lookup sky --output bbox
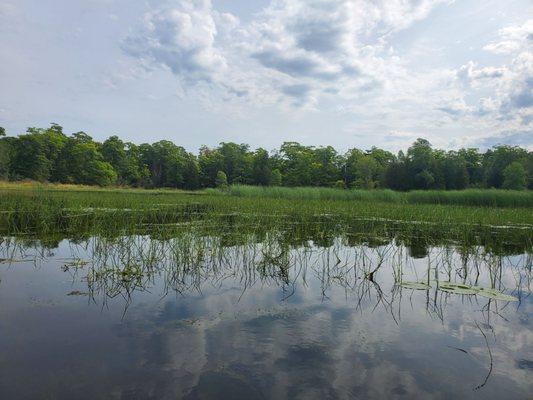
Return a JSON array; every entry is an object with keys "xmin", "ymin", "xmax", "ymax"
[{"xmin": 0, "ymin": 0, "xmax": 531, "ymax": 153}]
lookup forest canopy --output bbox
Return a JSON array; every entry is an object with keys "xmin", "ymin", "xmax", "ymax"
[{"xmin": 0, "ymin": 125, "xmax": 531, "ymax": 190}]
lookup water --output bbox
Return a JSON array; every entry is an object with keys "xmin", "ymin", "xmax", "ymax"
[{"xmin": 0, "ymin": 226, "xmax": 531, "ymax": 399}]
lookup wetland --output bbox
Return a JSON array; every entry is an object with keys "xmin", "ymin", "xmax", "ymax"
[{"xmin": 0, "ymin": 186, "xmax": 532, "ymax": 399}]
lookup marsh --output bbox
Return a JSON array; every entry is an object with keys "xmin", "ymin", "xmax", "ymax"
[{"xmin": 0, "ymin": 190, "xmax": 531, "ymax": 399}]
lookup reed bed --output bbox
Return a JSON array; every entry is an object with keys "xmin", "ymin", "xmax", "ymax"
[
  {"xmin": 0, "ymin": 183, "xmax": 531, "ymax": 239},
  {"xmin": 218, "ymin": 185, "xmax": 533, "ymax": 208}
]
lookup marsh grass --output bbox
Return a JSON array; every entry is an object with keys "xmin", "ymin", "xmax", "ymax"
[
  {"xmin": 0, "ymin": 183, "xmax": 531, "ymax": 244},
  {"xmin": 218, "ymin": 185, "xmax": 533, "ymax": 208}
]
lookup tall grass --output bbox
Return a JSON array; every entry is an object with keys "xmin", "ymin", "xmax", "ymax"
[
  {"xmin": 215, "ymin": 185, "xmax": 403, "ymax": 203},
  {"xmin": 0, "ymin": 183, "xmax": 532, "ymax": 238},
  {"xmin": 219, "ymin": 185, "xmax": 533, "ymax": 208}
]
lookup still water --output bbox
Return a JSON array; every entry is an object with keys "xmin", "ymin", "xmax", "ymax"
[{"xmin": 0, "ymin": 227, "xmax": 531, "ymax": 399}]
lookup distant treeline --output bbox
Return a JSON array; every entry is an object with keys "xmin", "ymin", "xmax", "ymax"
[{"xmin": 0, "ymin": 124, "xmax": 531, "ymax": 190}]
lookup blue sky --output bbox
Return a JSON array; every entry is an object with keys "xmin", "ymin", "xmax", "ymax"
[{"xmin": 0, "ymin": 0, "xmax": 531, "ymax": 152}]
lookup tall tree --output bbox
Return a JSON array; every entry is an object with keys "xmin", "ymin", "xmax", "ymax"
[
  {"xmin": 102, "ymin": 136, "xmax": 143, "ymax": 186},
  {"xmin": 198, "ymin": 146, "xmax": 224, "ymax": 187},
  {"xmin": 11, "ymin": 132, "xmax": 51, "ymax": 181},
  {"xmin": 252, "ymin": 148, "xmax": 272, "ymax": 186},
  {"xmin": 502, "ymin": 161, "xmax": 527, "ymax": 190},
  {"xmin": 407, "ymin": 138, "xmax": 436, "ymax": 189},
  {"xmin": 58, "ymin": 132, "xmax": 116, "ymax": 186},
  {"xmin": 278, "ymin": 142, "xmax": 314, "ymax": 186},
  {"xmin": 218, "ymin": 142, "xmax": 253, "ymax": 184},
  {"xmin": 311, "ymin": 146, "xmax": 341, "ymax": 186},
  {"xmin": 484, "ymin": 145, "xmax": 529, "ymax": 188}
]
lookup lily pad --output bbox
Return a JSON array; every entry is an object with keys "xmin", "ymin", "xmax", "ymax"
[
  {"xmin": 399, "ymin": 281, "xmax": 431, "ymax": 290},
  {"xmin": 437, "ymin": 281, "xmax": 478, "ymax": 295},
  {"xmin": 439, "ymin": 286, "xmax": 478, "ymax": 295},
  {"xmin": 439, "ymin": 282, "xmax": 472, "ymax": 290},
  {"xmin": 475, "ymin": 288, "xmax": 518, "ymax": 302}
]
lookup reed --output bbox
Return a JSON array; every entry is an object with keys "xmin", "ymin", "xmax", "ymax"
[
  {"xmin": 0, "ymin": 183, "xmax": 531, "ymax": 239},
  {"xmin": 219, "ymin": 185, "xmax": 533, "ymax": 208}
]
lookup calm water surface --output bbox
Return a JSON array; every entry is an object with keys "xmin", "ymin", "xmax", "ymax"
[{"xmin": 0, "ymin": 228, "xmax": 531, "ymax": 399}]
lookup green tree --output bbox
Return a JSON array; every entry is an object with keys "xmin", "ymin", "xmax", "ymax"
[
  {"xmin": 278, "ymin": 142, "xmax": 314, "ymax": 186},
  {"xmin": 415, "ymin": 169, "xmax": 435, "ymax": 189},
  {"xmin": 407, "ymin": 139, "xmax": 436, "ymax": 189},
  {"xmin": 102, "ymin": 137, "xmax": 144, "ymax": 186},
  {"xmin": 442, "ymin": 151, "xmax": 469, "ymax": 190},
  {"xmin": 3, "ymin": 124, "xmax": 532, "ymax": 192},
  {"xmin": 270, "ymin": 169, "xmax": 282, "ymax": 186},
  {"xmin": 458, "ymin": 148, "xmax": 483, "ymax": 187},
  {"xmin": 311, "ymin": 146, "xmax": 341, "ymax": 186},
  {"xmin": 138, "ymin": 141, "xmax": 192, "ymax": 188},
  {"xmin": 198, "ymin": 146, "xmax": 224, "ymax": 187},
  {"xmin": 215, "ymin": 170, "xmax": 228, "ymax": 188},
  {"xmin": 355, "ymin": 156, "xmax": 380, "ymax": 189},
  {"xmin": 218, "ymin": 142, "xmax": 253, "ymax": 184},
  {"xmin": 183, "ymin": 155, "xmax": 200, "ymax": 190},
  {"xmin": 11, "ymin": 133, "xmax": 51, "ymax": 181},
  {"xmin": 58, "ymin": 132, "xmax": 117, "ymax": 186},
  {"xmin": 384, "ymin": 152, "xmax": 409, "ymax": 191},
  {"xmin": 502, "ymin": 161, "xmax": 527, "ymax": 190},
  {"xmin": 37, "ymin": 124, "xmax": 68, "ymax": 181},
  {"xmin": 252, "ymin": 148, "xmax": 272, "ymax": 185},
  {"xmin": 484, "ymin": 145, "xmax": 528, "ymax": 188}
]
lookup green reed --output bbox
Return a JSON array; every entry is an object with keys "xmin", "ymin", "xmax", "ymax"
[
  {"xmin": 0, "ymin": 184, "xmax": 532, "ymax": 240},
  {"xmin": 219, "ymin": 185, "xmax": 533, "ymax": 208}
]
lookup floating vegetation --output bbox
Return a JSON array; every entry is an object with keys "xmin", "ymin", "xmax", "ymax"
[
  {"xmin": 0, "ymin": 258, "xmax": 27, "ymax": 264},
  {"xmin": 474, "ymin": 287, "xmax": 519, "ymax": 302},
  {"xmin": 399, "ymin": 281, "xmax": 431, "ymax": 290},
  {"xmin": 66, "ymin": 290, "xmax": 88, "ymax": 296},
  {"xmin": 438, "ymin": 282, "xmax": 518, "ymax": 301},
  {"xmin": 439, "ymin": 286, "xmax": 479, "ymax": 295},
  {"xmin": 63, "ymin": 259, "xmax": 91, "ymax": 268}
]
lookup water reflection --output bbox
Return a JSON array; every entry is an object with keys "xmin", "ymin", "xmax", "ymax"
[{"xmin": 0, "ymin": 222, "xmax": 531, "ymax": 399}]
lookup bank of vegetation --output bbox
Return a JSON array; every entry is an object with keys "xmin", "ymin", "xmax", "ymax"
[
  {"xmin": 216, "ymin": 185, "xmax": 533, "ymax": 208},
  {"xmin": 0, "ymin": 184, "xmax": 531, "ymax": 236},
  {"xmin": 0, "ymin": 124, "xmax": 531, "ymax": 191}
]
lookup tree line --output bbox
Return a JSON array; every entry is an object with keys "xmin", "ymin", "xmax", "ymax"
[{"xmin": 0, "ymin": 124, "xmax": 531, "ymax": 190}]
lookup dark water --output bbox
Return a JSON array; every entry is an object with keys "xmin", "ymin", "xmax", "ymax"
[{"xmin": 0, "ymin": 229, "xmax": 531, "ymax": 399}]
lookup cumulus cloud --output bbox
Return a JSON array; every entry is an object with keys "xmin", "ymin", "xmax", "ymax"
[
  {"xmin": 119, "ymin": 0, "xmax": 530, "ymax": 148},
  {"xmin": 475, "ymin": 130, "xmax": 533, "ymax": 149},
  {"xmin": 483, "ymin": 19, "xmax": 533, "ymax": 55},
  {"xmin": 122, "ymin": 0, "xmax": 231, "ymax": 84},
  {"xmin": 122, "ymin": 0, "xmax": 447, "ymax": 105},
  {"xmin": 456, "ymin": 61, "xmax": 505, "ymax": 86},
  {"xmin": 444, "ymin": 19, "xmax": 533, "ymax": 132},
  {"xmin": 436, "ymin": 98, "xmax": 471, "ymax": 118},
  {"xmin": 243, "ymin": 0, "xmax": 448, "ymax": 102},
  {"xmin": 489, "ymin": 31, "xmax": 532, "ymax": 125}
]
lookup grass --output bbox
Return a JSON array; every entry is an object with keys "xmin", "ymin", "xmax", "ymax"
[
  {"xmin": 214, "ymin": 185, "xmax": 533, "ymax": 208},
  {"xmin": 0, "ymin": 182, "xmax": 531, "ymax": 303},
  {"xmin": 0, "ymin": 182, "xmax": 531, "ymax": 253}
]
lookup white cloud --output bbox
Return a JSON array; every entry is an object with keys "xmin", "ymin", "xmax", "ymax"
[
  {"xmin": 117, "ymin": 0, "xmax": 531, "ymax": 149},
  {"xmin": 456, "ymin": 61, "xmax": 505, "ymax": 87},
  {"xmin": 483, "ymin": 19, "xmax": 533, "ymax": 55},
  {"xmin": 444, "ymin": 19, "xmax": 533, "ymax": 136},
  {"xmin": 122, "ymin": 0, "xmax": 229, "ymax": 84},
  {"xmin": 123, "ymin": 0, "xmax": 448, "ymax": 106}
]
